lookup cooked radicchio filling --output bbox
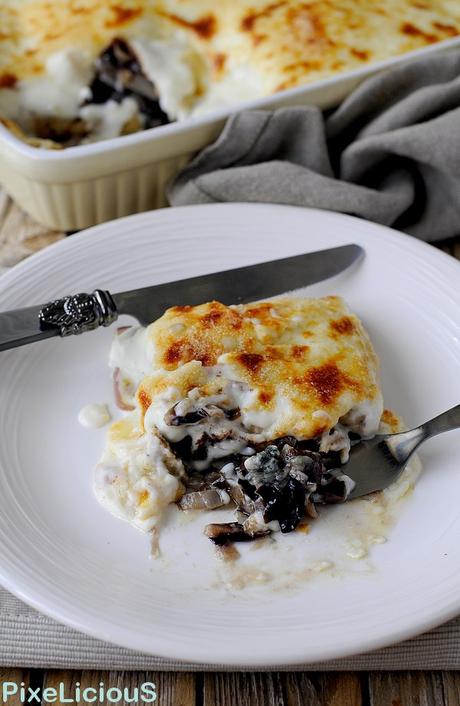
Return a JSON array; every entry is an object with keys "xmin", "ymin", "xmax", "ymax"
[
  {"xmin": 84, "ymin": 38, "xmax": 170, "ymax": 129},
  {"xmin": 33, "ymin": 38, "xmax": 170, "ymax": 146},
  {"xmin": 166, "ymin": 402, "xmax": 356, "ymax": 552}
]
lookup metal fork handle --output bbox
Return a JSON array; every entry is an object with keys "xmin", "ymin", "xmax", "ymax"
[
  {"xmin": 421, "ymin": 404, "xmax": 460, "ymax": 438},
  {"xmin": 386, "ymin": 404, "xmax": 460, "ymax": 464}
]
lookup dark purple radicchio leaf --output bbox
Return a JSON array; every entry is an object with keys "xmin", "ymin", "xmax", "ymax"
[
  {"xmin": 84, "ymin": 38, "xmax": 170, "ymax": 128},
  {"xmin": 236, "ymin": 441, "xmax": 352, "ymax": 534}
]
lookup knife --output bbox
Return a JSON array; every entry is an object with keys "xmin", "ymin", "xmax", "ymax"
[{"xmin": 0, "ymin": 244, "xmax": 363, "ymax": 352}]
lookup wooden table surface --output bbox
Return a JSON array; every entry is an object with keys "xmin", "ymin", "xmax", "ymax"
[
  {"xmin": 1, "ymin": 190, "xmax": 460, "ymax": 705},
  {"xmin": 0, "ymin": 669, "xmax": 459, "ymax": 705}
]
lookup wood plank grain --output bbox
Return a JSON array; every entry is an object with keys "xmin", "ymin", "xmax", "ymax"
[
  {"xmin": 42, "ymin": 668, "xmax": 83, "ymax": 705},
  {"xmin": 202, "ymin": 672, "xmax": 362, "ymax": 706},
  {"xmin": 0, "ymin": 669, "xmax": 42, "ymax": 706},
  {"xmin": 284, "ymin": 673, "xmax": 362, "ymax": 706},
  {"xmin": 368, "ymin": 671, "xmax": 445, "ymax": 706},
  {"xmin": 441, "ymin": 672, "xmax": 460, "ymax": 706},
  {"xmin": 153, "ymin": 672, "xmax": 195, "ymax": 706},
  {"xmin": 42, "ymin": 669, "xmax": 195, "ymax": 706},
  {"xmin": 0, "ymin": 189, "xmax": 63, "ymax": 268},
  {"xmin": 317, "ymin": 674, "xmax": 362, "ymax": 706},
  {"xmin": 203, "ymin": 672, "xmax": 284, "ymax": 706},
  {"xmin": 283, "ymin": 673, "xmax": 322, "ymax": 706}
]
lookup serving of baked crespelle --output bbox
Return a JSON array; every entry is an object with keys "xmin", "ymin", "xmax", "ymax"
[
  {"xmin": 94, "ymin": 294, "xmax": 402, "ymax": 558},
  {"xmin": 0, "ymin": 0, "xmax": 459, "ymax": 147}
]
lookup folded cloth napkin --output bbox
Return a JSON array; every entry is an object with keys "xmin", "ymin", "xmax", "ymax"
[{"xmin": 168, "ymin": 50, "xmax": 460, "ymax": 242}]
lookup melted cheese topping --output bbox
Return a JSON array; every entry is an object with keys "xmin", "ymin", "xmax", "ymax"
[
  {"xmin": 137, "ymin": 296, "xmax": 383, "ymax": 441},
  {"xmin": 1, "ymin": 0, "xmax": 459, "ymax": 145}
]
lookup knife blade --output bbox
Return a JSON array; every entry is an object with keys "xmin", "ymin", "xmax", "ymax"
[{"xmin": 0, "ymin": 244, "xmax": 363, "ymax": 352}]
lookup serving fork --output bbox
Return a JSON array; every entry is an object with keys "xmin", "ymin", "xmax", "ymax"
[{"xmin": 344, "ymin": 405, "xmax": 460, "ymax": 499}]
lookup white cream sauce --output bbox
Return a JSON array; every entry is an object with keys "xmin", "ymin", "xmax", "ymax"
[
  {"xmin": 1, "ymin": 38, "xmax": 206, "ymax": 142},
  {"xmin": 130, "ymin": 38, "xmax": 203, "ymax": 120},
  {"xmin": 109, "ymin": 325, "xmax": 153, "ymax": 407},
  {"xmin": 94, "ymin": 421, "xmax": 183, "ymax": 533},
  {"xmin": 1, "ymin": 49, "xmax": 93, "ymax": 132},
  {"xmin": 78, "ymin": 403, "xmax": 111, "ymax": 429},
  {"xmin": 148, "ymin": 448, "xmax": 421, "ymax": 593},
  {"xmin": 79, "ymin": 97, "xmax": 139, "ymax": 143},
  {"xmin": 190, "ymin": 64, "xmax": 264, "ymax": 119}
]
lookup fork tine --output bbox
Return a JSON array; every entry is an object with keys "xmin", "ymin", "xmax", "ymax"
[{"xmin": 345, "ymin": 437, "xmax": 404, "ymax": 500}]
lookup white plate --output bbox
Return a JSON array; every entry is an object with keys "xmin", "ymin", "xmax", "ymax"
[{"xmin": 1, "ymin": 203, "xmax": 460, "ymax": 667}]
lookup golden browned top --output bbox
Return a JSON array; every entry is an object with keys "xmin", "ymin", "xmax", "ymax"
[
  {"xmin": 1, "ymin": 0, "xmax": 459, "ymax": 90},
  {"xmin": 136, "ymin": 295, "xmax": 383, "ymax": 441},
  {"xmin": 147, "ymin": 300, "xmax": 258, "ymax": 369}
]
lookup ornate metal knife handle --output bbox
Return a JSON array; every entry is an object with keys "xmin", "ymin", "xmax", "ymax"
[{"xmin": 39, "ymin": 289, "xmax": 118, "ymax": 337}]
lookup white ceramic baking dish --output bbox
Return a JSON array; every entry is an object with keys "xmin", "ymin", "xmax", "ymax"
[{"xmin": 1, "ymin": 36, "xmax": 459, "ymax": 232}]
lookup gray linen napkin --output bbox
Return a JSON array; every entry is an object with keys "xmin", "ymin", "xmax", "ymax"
[{"xmin": 168, "ymin": 50, "xmax": 460, "ymax": 242}]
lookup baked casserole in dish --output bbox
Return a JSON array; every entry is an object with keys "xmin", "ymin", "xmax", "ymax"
[
  {"xmin": 0, "ymin": 0, "xmax": 459, "ymax": 230},
  {"xmin": 1, "ymin": 0, "xmax": 460, "ymax": 148}
]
